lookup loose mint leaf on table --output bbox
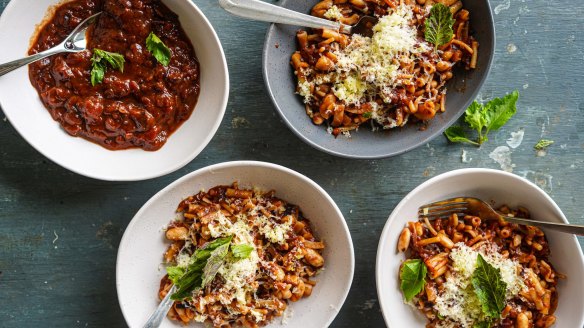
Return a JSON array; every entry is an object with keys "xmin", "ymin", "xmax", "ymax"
[
  {"xmin": 444, "ymin": 91, "xmax": 519, "ymax": 146},
  {"xmin": 424, "ymin": 3, "xmax": 455, "ymax": 50},
  {"xmin": 146, "ymin": 32, "xmax": 172, "ymax": 66},
  {"xmin": 534, "ymin": 139, "xmax": 554, "ymax": 150},
  {"xmin": 399, "ymin": 259, "xmax": 427, "ymax": 302},
  {"xmin": 231, "ymin": 244, "xmax": 254, "ymax": 259},
  {"xmin": 444, "ymin": 126, "xmax": 479, "ymax": 145},
  {"xmin": 90, "ymin": 49, "xmax": 125, "ymax": 86},
  {"xmin": 471, "ymin": 254, "xmax": 507, "ymax": 318}
]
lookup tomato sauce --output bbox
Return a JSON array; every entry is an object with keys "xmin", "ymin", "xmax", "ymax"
[{"xmin": 28, "ymin": 0, "xmax": 200, "ymax": 151}]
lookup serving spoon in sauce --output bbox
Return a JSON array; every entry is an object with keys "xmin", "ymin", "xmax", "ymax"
[
  {"xmin": 0, "ymin": 12, "xmax": 101, "ymax": 77},
  {"xmin": 218, "ymin": 0, "xmax": 378, "ymax": 37}
]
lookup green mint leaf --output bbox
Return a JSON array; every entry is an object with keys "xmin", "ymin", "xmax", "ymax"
[
  {"xmin": 90, "ymin": 61, "xmax": 105, "ymax": 86},
  {"xmin": 471, "ymin": 254, "xmax": 507, "ymax": 318},
  {"xmin": 424, "ymin": 3, "xmax": 455, "ymax": 49},
  {"xmin": 166, "ymin": 266, "xmax": 186, "ymax": 285},
  {"xmin": 444, "ymin": 126, "xmax": 478, "ymax": 145},
  {"xmin": 534, "ymin": 139, "xmax": 554, "ymax": 150},
  {"xmin": 362, "ymin": 112, "xmax": 372, "ymax": 119},
  {"xmin": 231, "ymin": 244, "xmax": 254, "ymax": 259},
  {"xmin": 400, "ymin": 259, "xmax": 427, "ymax": 302},
  {"xmin": 201, "ymin": 242, "xmax": 231, "ymax": 287},
  {"xmin": 146, "ymin": 32, "xmax": 171, "ymax": 66},
  {"xmin": 90, "ymin": 49, "xmax": 125, "ymax": 85},
  {"xmin": 465, "ymin": 101, "xmax": 486, "ymax": 132},
  {"xmin": 171, "ymin": 236, "xmax": 233, "ymax": 300},
  {"xmin": 483, "ymin": 90, "xmax": 519, "ymax": 133}
]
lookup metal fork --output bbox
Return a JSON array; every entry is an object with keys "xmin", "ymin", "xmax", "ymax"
[{"xmin": 418, "ymin": 197, "xmax": 584, "ymax": 236}]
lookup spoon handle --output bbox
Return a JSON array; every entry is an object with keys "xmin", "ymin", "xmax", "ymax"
[
  {"xmin": 0, "ymin": 46, "xmax": 65, "ymax": 77},
  {"xmin": 218, "ymin": 0, "xmax": 341, "ymax": 31},
  {"xmin": 143, "ymin": 285, "xmax": 176, "ymax": 328}
]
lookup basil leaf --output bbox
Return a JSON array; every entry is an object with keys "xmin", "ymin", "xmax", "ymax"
[
  {"xmin": 464, "ymin": 101, "xmax": 486, "ymax": 132},
  {"xmin": 171, "ymin": 236, "xmax": 233, "ymax": 301},
  {"xmin": 231, "ymin": 244, "xmax": 254, "ymax": 259},
  {"xmin": 400, "ymin": 259, "xmax": 427, "ymax": 302},
  {"xmin": 166, "ymin": 266, "xmax": 186, "ymax": 285},
  {"xmin": 90, "ymin": 49, "xmax": 125, "ymax": 86},
  {"xmin": 146, "ymin": 32, "xmax": 171, "ymax": 66},
  {"xmin": 424, "ymin": 3, "xmax": 455, "ymax": 50},
  {"xmin": 534, "ymin": 139, "xmax": 554, "ymax": 150},
  {"xmin": 471, "ymin": 254, "xmax": 507, "ymax": 318},
  {"xmin": 201, "ymin": 242, "xmax": 231, "ymax": 287},
  {"xmin": 444, "ymin": 126, "xmax": 478, "ymax": 145},
  {"xmin": 483, "ymin": 90, "xmax": 519, "ymax": 133}
]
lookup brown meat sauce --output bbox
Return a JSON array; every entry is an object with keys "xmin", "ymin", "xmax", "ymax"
[{"xmin": 28, "ymin": 0, "xmax": 200, "ymax": 151}]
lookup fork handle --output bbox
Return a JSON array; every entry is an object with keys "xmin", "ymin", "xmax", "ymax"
[
  {"xmin": 0, "ymin": 46, "xmax": 64, "ymax": 77},
  {"xmin": 504, "ymin": 216, "xmax": 584, "ymax": 236},
  {"xmin": 142, "ymin": 285, "xmax": 176, "ymax": 328},
  {"xmin": 218, "ymin": 0, "xmax": 345, "ymax": 32}
]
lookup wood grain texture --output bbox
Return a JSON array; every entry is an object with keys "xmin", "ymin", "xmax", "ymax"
[{"xmin": 0, "ymin": 0, "xmax": 583, "ymax": 327}]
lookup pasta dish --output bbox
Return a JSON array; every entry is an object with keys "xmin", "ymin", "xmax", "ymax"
[
  {"xmin": 158, "ymin": 183, "xmax": 325, "ymax": 327},
  {"xmin": 291, "ymin": 0, "xmax": 478, "ymax": 137},
  {"xmin": 397, "ymin": 206, "xmax": 562, "ymax": 328}
]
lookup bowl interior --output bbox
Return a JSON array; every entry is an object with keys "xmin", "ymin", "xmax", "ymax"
[
  {"xmin": 376, "ymin": 168, "xmax": 584, "ymax": 327},
  {"xmin": 0, "ymin": 0, "xmax": 228, "ymax": 181},
  {"xmin": 116, "ymin": 161, "xmax": 354, "ymax": 327},
  {"xmin": 263, "ymin": 0, "xmax": 494, "ymax": 159}
]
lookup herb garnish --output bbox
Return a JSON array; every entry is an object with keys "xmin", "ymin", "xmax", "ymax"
[
  {"xmin": 231, "ymin": 244, "xmax": 254, "ymax": 259},
  {"xmin": 399, "ymin": 259, "xmax": 427, "ymax": 302},
  {"xmin": 146, "ymin": 32, "xmax": 171, "ymax": 66},
  {"xmin": 166, "ymin": 237, "xmax": 256, "ymax": 301},
  {"xmin": 534, "ymin": 139, "xmax": 554, "ymax": 151},
  {"xmin": 471, "ymin": 254, "xmax": 507, "ymax": 319},
  {"xmin": 473, "ymin": 321, "xmax": 492, "ymax": 328},
  {"xmin": 167, "ymin": 236, "xmax": 233, "ymax": 300},
  {"xmin": 444, "ymin": 91, "xmax": 519, "ymax": 146},
  {"xmin": 424, "ymin": 3, "xmax": 455, "ymax": 50},
  {"xmin": 90, "ymin": 49, "xmax": 125, "ymax": 86}
]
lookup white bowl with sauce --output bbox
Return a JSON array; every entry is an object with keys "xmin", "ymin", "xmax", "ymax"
[
  {"xmin": 0, "ymin": 0, "xmax": 228, "ymax": 181},
  {"xmin": 376, "ymin": 168, "xmax": 584, "ymax": 328},
  {"xmin": 117, "ymin": 161, "xmax": 355, "ymax": 327}
]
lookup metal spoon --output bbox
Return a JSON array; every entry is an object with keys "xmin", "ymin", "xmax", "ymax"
[
  {"xmin": 218, "ymin": 0, "xmax": 378, "ymax": 37},
  {"xmin": 0, "ymin": 12, "xmax": 101, "ymax": 77},
  {"xmin": 143, "ymin": 285, "xmax": 176, "ymax": 328}
]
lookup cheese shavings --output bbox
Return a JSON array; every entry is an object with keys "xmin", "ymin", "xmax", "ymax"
[
  {"xmin": 332, "ymin": 4, "xmax": 431, "ymax": 105},
  {"xmin": 324, "ymin": 5, "xmax": 344, "ymax": 21},
  {"xmin": 433, "ymin": 242, "xmax": 526, "ymax": 328}
]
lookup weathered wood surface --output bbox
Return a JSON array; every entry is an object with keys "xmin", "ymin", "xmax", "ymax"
[{"xmin": 1, "ymin": 0, "xmax": 583, "ymax": 327}]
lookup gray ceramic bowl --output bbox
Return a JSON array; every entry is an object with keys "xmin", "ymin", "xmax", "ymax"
[{"xmin": 263, "ymin": 0, "xmax": 495, "ymax": 159}]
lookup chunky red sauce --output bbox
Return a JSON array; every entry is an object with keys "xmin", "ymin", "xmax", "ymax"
[{"xmin": 29, "ymin": 0, "xmax": 200, "ymax": 151}]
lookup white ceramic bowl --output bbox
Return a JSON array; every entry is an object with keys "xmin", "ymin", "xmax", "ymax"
[
  {"xmin": 0, "ymin": 0, "xmax": 228, "ymax": 181},
  {"xmin": 376, "ymin": 168, "xmax": 584, "ymax": 328},
  {"xmin": 117, "ymin": 161, "xmax": 354, "ymax": 328}
]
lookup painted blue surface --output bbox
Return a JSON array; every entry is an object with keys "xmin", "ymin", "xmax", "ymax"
[{"xmin": 0, "ymin": 0, "xmax": 583, "ymax": 327}]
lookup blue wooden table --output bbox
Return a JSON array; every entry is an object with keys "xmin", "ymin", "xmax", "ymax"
[{"xmin": 1, "ymin": 0, "xmax": 583, "ymax": 327}]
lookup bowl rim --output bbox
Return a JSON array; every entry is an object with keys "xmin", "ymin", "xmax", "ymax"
[
  {"xmin": 375, "ymin": 168, "xmax": 584, "ymax": 327},
  {"xmin": 116, "ymin": 160, "xmax": 355, "ymax": 327},
  {"xmin": 262, "ymin": 0, "xmax": 496, "ymax": 159},
  {"xmin": 0, "ymin": 0, "xmax": 229, "ymax": 181}
]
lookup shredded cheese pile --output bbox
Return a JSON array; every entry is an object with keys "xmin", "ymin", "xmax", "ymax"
[
  {"xmin": 299, "ymin": 4, "xmax": 432, "ymax": 128},
  {"xmin": 176, "ymin": 199, "xmax": 293, "ymax": 323},
  {"xmin": 431, "ymin": 243, "xmax": 526, "ymax": 328}
]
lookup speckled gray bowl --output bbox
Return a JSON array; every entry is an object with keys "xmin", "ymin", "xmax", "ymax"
[{"xmin": 263, "ymin": 0, "xmax": 494, "ymax": 159}]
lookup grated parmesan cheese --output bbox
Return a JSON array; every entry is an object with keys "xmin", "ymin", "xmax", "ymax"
[
  {"xmin": 433, "ymin": 243, "xmax": 526, "ymax": 328},
  {"xmin": 331, "ymin": 4, "xmax": 431, "ymax": 104},
  {"xmin": 323, "ymin": 5, "xmax": 343, "ymax": 21}
]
